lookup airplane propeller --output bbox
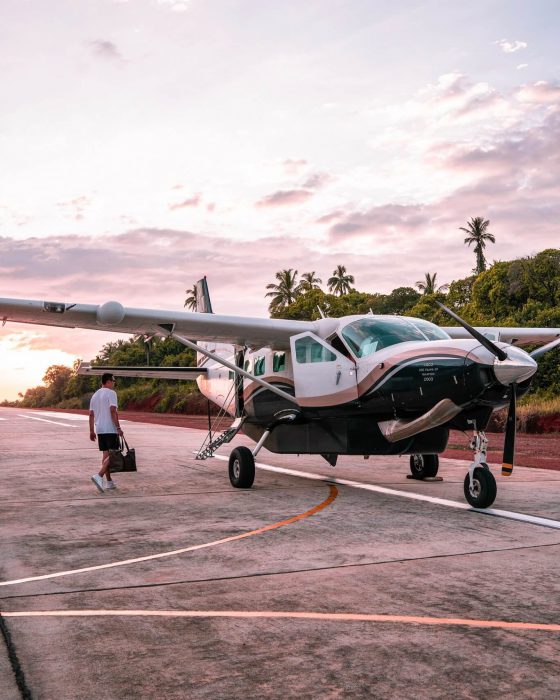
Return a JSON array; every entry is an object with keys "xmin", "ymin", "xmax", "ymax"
[
  {"xmin": 435, "ymin": 302, "xmax": 508, "ymax": 361},
  {"xmin": 501, "ymin": 383, "xmax": 517, "ymax": 476},
  {"xmin": 436, "ymin": 302, "xmax": 518, "ymax": 475}
]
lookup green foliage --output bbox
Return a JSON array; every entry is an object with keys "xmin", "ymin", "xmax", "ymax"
[
  {"xmin": 460, "ymin": 216, "xmax": 496, "ymax": 274},
  {"xmin": 265, "ymin": 268, "xmax": 302, "ymax": 313},
  {"xmin": 10, "ymin": 248, "xmax": 560, "ymax": 420}
]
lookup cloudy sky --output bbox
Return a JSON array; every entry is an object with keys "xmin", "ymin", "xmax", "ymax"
[{"xmin": 1, "ymin": 0, "xmax": 559, "ymax": 400}]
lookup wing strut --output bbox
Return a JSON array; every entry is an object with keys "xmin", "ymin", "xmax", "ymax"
[{"xmin": 163, "ymin": 328, "xmax": 299, "ymax": 406}]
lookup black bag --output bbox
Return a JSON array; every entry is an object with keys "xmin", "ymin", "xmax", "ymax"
[
  {"xmin": 122, "ymin": 438, "xmax": 137, "ymax": 472},
  {"xmin": 108, "ymin": 437, "xmax": 137, "ymax": 473}
]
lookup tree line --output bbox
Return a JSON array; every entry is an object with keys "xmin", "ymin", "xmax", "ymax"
[{"xmin": 3, "ymin": 218, "xmax": 559, "ymax": 410}]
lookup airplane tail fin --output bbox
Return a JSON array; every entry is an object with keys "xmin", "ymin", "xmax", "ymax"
[{"xmin": 195, "ymin": 277, "xmax": 213, "ymax": 314}]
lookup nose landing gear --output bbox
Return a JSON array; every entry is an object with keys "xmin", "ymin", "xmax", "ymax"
[{"xmin": 463, "ymin": 429, "xmax": 497, "ymax": 508}]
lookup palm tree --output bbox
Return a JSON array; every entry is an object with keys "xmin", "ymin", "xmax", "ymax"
[
  {"xmin": 299, "ymin": 271, "xmax": 323, "ymax": 293},
  {"xmin": 265, "ymin": 269, "xmax": 301, "ymax": 312},
  {"xmin": 415, "ymin": 272, "xmax": 449, "ymax": 295},
  {"xmin": 184, "ymin": 285, "xmax": 197, "ymax": 310},
  {"xmin": 460, "ymin": 217, "xmax": 496, "ymax": 274},
  {"xmin": 327, "ymin": 265, "xmax": 355, "ymax": 296}
]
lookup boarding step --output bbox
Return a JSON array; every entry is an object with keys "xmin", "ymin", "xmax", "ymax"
[{"xmin": 195, "ymin": 417, "xmax": 244, "ymax": 460}]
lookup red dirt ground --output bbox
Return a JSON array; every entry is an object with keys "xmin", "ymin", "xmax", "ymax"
[{"xmin": 39, "ymin": 408, "xmax": 560, "ymax": 472}]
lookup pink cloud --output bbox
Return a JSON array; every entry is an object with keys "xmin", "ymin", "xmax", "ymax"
[
  {"xmin": 302, "ymin": 172, "xmax": 333, "ymax": 189},
  {"xmin": 283, "ymin": 159, "xmax": 308, "ymax": 175},
  {"xmin": 169, "ymin": 193, "xmax": 202, "ymax": 210},
  {"xmin": 515, "ymin": 81, "xmax": 560, "ymax": 104},
  {"xmin": 328, "ymin": 204, "xmax": 431, "ymax": 239},
  {"xmin": 255, "ymin": 189, "xmax": 314, "ymax": 207},
  {"xmin": 89, "ymin": 40, "xmax": 123, "ymax": 61}
]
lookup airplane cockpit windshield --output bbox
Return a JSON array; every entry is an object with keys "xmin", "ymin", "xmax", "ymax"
[{"xmin": 340, "ymin": 317, "xmax": 450, "ymax": 358}]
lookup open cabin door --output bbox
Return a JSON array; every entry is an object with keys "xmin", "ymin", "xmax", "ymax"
[{"xmin": 289, "ymin": 332, "xmax": 358, "ymax": 407}]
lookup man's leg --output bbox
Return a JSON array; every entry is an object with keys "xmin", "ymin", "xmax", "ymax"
[
  {"xmin": 100, "ymin": 448, "xmax": 115, "ymax": 487},
  {"xmin": 99, "ymin": 451, "xmax": 110, "ymax": 478}
]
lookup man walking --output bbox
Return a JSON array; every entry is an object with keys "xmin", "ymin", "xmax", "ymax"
[{"xmin": 89, "ymin": 373, "xmax": 123, "ymax": 492}]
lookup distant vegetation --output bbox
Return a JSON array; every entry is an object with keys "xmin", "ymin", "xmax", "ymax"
[{"xmin": 3, "ymin": 236, "xmax": 560, "ymax": 430}]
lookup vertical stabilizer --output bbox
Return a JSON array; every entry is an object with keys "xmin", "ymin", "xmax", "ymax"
[{"xmin": 195, "ymin": 277, "xmax": 213, "ymax": 314}]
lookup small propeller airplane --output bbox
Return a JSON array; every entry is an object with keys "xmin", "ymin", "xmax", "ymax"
[{"xmin": 2, "ymin": 278, "xmax": 560, "ymax": 509}]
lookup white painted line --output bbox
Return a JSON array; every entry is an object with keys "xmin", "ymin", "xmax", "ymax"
[
  {"xmin": 3, "ymin": 609, "xmax": 559, "ymax": 632},
  {"xmin": 0, "ymin": 417, "xmax": 7, "ymax": 420},
  {"xmin": 0, "ymin": 485, "xmax": 336, "ymax": 586},
  {"xmin": 33, "ymin": 411, "xmax": 90, "ymax": 421},
  {"xmin": 18, "ymin": 415, "xmax": 78, "ymax": 428},
  {"xmin": 214, "ymin": 455, "xmax": 560, "ymax": 531}
]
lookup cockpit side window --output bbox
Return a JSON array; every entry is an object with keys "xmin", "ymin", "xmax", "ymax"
[
  {"xmin": 408, "ymin": 318, "xmax": 451, "ymax": 341},
  {"xmin": 341, "ymin": 318, "xmax": 426, "ymax": 358}
]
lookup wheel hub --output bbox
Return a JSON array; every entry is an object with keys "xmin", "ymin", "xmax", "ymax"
[
  {"xmin": 469, "ymin": 478, "xmax": 481, "ymax": 498},
  {"xmin": 233, "ymin": 459, "xmax": 241, "ymax": 479}
]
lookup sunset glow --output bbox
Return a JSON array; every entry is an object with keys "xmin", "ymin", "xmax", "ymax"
[{"xmin": 1, "ymin": 0, "xmax": 559, "ymax": 400}]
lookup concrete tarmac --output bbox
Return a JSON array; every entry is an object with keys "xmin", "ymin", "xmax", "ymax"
[{"xmin": 1, "ymin": 406, "xmax": 559, "ymax": 699}]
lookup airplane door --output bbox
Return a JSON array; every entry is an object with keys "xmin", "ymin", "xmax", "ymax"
[{"xmin": 289, "ymin": 332, "xmax": 358, "ymax": 407}]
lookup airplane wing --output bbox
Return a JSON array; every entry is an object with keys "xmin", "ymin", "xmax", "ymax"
[
  {"xmin": 441, "ymin": 326, "xmax": 560, "ymax": 346},
  {"xmin": 0, "ymin": 297, "xmax": 317, "ymax": 349}
]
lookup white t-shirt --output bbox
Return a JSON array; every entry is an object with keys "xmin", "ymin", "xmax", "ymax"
[{"xmin": 89, "ymin": 387, "xmax": 118, "ymax": 434}]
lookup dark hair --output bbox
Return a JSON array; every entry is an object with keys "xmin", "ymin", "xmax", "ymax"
[{"xmin": 101, "ymin": 373, "xmax": 115, "ymax": 385}]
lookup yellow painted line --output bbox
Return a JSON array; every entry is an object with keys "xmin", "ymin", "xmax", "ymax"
[
  {"xmin": 0, "ymin": 485, "xmax": 337, "ymax": 587},
  {"xmin": 3, "ymin": 609, "xmax": 559, "ymax": 632}
]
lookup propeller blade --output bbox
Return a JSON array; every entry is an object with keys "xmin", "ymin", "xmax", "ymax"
[
  {"xmin": 501, "ymin": 383, "xmax": 517, "ymax": 476},
  {"xmin": 436, "ymin": 302, "xmax": 508, "ymax": 361},
  {"xmin": 530, "ymin": 336, "xmax": 560, "ymax": 359}
]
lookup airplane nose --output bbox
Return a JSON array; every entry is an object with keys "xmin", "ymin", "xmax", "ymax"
[{"xmin": 493, "ymin": 346, "xmax": 538, "ymax": 385}]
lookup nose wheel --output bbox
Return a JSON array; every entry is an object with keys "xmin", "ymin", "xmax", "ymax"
[
  {"xmin": 464, "ymin": 428, "xmax": 497, "ymax": 508},
  {"xmin": 464, "ymin": 464, "xmax": 497, "ymax": 508}
]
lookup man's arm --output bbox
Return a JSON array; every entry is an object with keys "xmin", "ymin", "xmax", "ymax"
[
  {"xmin": 89, "ymin": 410, "xmax": 96, "ymax": 442},
  {"xmin": 110, "ymin": 405, "xmax": 124, "ymax": 436}
]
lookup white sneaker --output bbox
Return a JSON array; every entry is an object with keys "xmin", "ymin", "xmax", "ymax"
[
  {"xmin": 105, "ymin": 481, "xmax": 117, "ymax": 490},
  {"xmin": 91, "ymin": 475, "xmax": 104, "ymax": 492}
]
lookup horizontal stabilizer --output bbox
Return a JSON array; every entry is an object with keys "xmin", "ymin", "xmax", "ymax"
[
  {"xmin": 378, "ymin": 398, "xmax": 462, "ymax": 443},
  {"xmin": 77, "ymin": 363, "xmax": 206, "ymax": 380}
]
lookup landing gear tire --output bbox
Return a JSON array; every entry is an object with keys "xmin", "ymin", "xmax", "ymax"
[
  {"xmin": 463, "ymin": 465, "xmax": 496, "ymax": 508},
  {"xmin": 229, "ymin": 446, "xmax": 255, "ymax": 489},
  {"xmin": 409, "ymin": 454, "xmax": 439, "ymax": 479}
]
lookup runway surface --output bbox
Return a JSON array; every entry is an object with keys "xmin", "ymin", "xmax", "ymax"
[{"xmin": 1, "ymin": 406, "xmax": 559, "ymax": 699}]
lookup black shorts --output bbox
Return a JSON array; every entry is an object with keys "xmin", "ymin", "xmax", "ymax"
[{"xmin": 98, "ymin": 433, "xmax": 120, "ymax": 451}]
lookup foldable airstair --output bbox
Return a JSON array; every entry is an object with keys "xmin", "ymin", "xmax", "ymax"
[{"xmin": 195, "ymin": 417, "xmax": 244, "ymax": 460}]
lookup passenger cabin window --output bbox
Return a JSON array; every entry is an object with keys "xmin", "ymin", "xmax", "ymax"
[
  {"xmin": 341, "ymin": 318, "xmax": 427, "ymax": 358},
  {"xmin": 273, "ymin": 352, "xmax": 286, "ymax": 372},
  {"xmin": 244, "ymin": 359, "xmax": 251, "ymax": 372},
  {"xmin": 254, "ymin": 356, "xmax": 266, "ymax": 376},
  {"xmin": 295, "ymin": 336, "xmax": 336, "ymax": 363}
]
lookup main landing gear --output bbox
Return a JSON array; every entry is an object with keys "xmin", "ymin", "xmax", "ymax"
[
  {"xmin": 228, "ymin": 409, "xmax": 303, "ymax": 489},
  {"xmin": 409, "ymin": 454, "xmax": 439, "ymax": 479},
  {"xmin": 228, "ymin": 446, "xmax": 255, "ymax": 488},
  {"xmin": 463, "ymin": 429, "xmax": 497, "ymax": 509}
]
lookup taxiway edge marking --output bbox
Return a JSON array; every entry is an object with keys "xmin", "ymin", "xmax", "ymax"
[
  {"xmin": 3, "ymin": 609, "xmax": 559, "ymax": 632},
  {"xmin": 18, "ymin": 415, "xmax": 78, "ymax": 427},
  {"xmin": 213, "ymin": 455, "xmax": 560, "ymax": 531},
  {"xmin": 0, "ymin": 485, "xmax": 337, "ymax": 587}
]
